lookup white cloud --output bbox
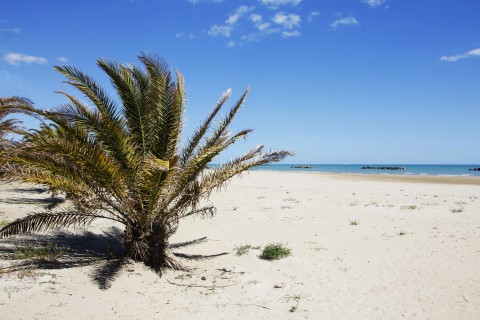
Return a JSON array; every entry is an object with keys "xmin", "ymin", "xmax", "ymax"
[
  {"xmin": 330, "ymin": 16, "xmax": 359, "ymax": 29},
  {"xmin": 205, "ymin": 3, "xmax": 304, "ymax": 46},
  {"xmin": 249, "ymin": 14, "xmax": 275, "ymax": 32},
  {"xmin": 259, "ymin": 0, "xmax": 302, "ymax": 9},
  {"xmin": 257, "ymin": 22, "xmax": 273, "ymax": 31},
  {"xmin": 56, "ymin": 57, "xmax": 68, "ymax": 63},
  {"xmin": 0, "ymin": 27, "xmax": 21, "ymax": 34},
  {"xmin": 250, "ymin": 14, "xmax": 263, "ymax": 24},
  {"xmin": 208, "ymin": 24, "xmax": 233, "ymax": 37},
  {"xmin": 208, "ymin": 6, "xmax": 253, "ymax": 38},
  {"xmin": 361, "ymin": 0, "xmax": 386, "ymax": 7},
  {"xmin": 226, "ymin": 6, "xmax": 254, "ymax": 25},
  {"xmin": 4, "ymin": 53, "xmax": 48, "ymax": 66},
  {"xmin": 282, "ymin": 30, "xmax": 300, "ymax": 38},
  {"xmin": 440, "ymin": 48, "xmax": 480, "ymax": 62},
  {"xmin": 272, "ymin": 12, "xmax": 301, "ymax": 29}
]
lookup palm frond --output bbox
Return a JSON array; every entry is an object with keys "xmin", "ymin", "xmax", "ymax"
[
  {"xmin": 0, "ymin": 210, "xmax": 112, "ymax": 238},
  {"xmin": 54, "ymin": 65, "xmax": 120, "ymax": 122},
  {"xmin": 204, "ymin": 87, "xmax": 250, "ymax": 149},
  {"xmin": 180, "ymin": 89, "xmax": 231, "ymax": 165}
]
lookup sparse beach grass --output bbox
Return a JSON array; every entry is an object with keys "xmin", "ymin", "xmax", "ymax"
[
  {"xmin": 0, "ymin": 219, "xmax": 9, "ymax": 228},
  {"xmin": 15, "ymin": 241, "xmax": 65, "ymax": 261},
  {"xmin": 234, "ymin": 244, "xmax": 261, "ymax": 256}
]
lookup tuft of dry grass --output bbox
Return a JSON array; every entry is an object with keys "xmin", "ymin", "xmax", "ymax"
[
  {"xmin": 401, "ymin": 205, "xmax": 417, "ymax": 210},
  {"xmin": 0, "ymin": 219, "xmax": 10, "ymax": 228}
]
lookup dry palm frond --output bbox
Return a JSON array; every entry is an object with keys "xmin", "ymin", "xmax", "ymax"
[{"xmin": 0, "ymin": 53, "xmax": 293, "ymax": 271}]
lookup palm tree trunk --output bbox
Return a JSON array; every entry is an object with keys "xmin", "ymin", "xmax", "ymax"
[{"xmin": 123, "ymin": 222, "xmax": 183, "ymax": 270}]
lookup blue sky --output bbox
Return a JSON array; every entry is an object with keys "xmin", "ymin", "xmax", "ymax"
[{"xmin": 1, "ymin": 0, "xmax": 479, "ymax": 164}]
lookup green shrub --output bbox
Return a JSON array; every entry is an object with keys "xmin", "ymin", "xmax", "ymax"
[{"xmin": 260, "ymin": 243, "xmax": 291, "ymax": 260}]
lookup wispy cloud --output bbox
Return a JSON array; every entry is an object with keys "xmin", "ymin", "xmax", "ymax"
[
  {"xmin": 440, "ymin": 48, "xmax": 480, "ymax": 62},
  {"xmin": 259, "ymin": 0, "xmax": 302, "ymax": 10},
  {"xmin": 205, "ymin": 4, "xmax": 302, "ymax": 46},
  {"xmin": 330, "ymin": 16, "xmax": 359, "ymax": 29},
  {"xmin": 250, "ymin": 13, "xmax": 263, "ymax": 24},
  {"xmin": 208, "ymin": 24, "xmax": 233, "ymax": 37},
  {"xmin": 4, "ymin": 52, "xmax": 48, "ymax": 66},
  {"xmin": 250, "ymin": 14, "xmax": 277, "ymax": 32},
  {"xmin": 208, "ymin": 5, "xmax": 254, "ymax": 37},
  {"xmin": 307, "ymin": 11, "xmax": 319, "ymax": 22},
  {"xmin": 361, "ymin": 0, "xmax": 386, "ymax": 7},
  {"xmin": 282, "ymin": 30, "xmax": 300, "ymax": 38},
  {"xmin": 0, "ymin": 27, "xmax": 21, "ymax": 34},
  {"xmin": 226, "ymin": 6, "xmax": 253, "ymax": 24},
  {"xmin": 56, "ymin": 57, "xmax": 68, "ymax": 63},
  {"xmin": 272, "ymin": 12, "xmax": 301, "ymax": 29},
  {"xmin": 187, "ymin": 0, "xmax": 226, "ymax": 4}
]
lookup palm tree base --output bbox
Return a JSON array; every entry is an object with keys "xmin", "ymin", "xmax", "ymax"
[{"xmin": 123, "ymin": 224, "xmax": 185, "ymax": 271}]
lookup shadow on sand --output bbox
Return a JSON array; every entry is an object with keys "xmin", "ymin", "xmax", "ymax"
[
  {"xmin": 0, "ymin": 187, "xmax": 229, "ymax": 289},
  {"xmin": 0, "ymin": 228, "xmax": 228, "ymax": 289}
]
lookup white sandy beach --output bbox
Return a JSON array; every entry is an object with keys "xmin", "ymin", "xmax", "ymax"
[{"xmin": 1, "ymin": 171, "xmax": 480, "ymax": 319}]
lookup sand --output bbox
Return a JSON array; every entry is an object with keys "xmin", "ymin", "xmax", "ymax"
[{"xmin": 1, "ymin": 171, "xmax": 479, "ymax": 319}]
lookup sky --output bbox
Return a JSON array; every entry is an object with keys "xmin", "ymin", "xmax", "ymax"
[{"xmin": 1, "ymin": 0, "xmax": 479, "ymax": 164}]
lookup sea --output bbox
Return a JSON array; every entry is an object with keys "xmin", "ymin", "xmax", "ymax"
[{"xmin": 247, "ymin": 164, "xmax": 480, "ymax": 177}]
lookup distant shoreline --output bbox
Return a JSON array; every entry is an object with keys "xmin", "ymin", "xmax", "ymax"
[
  {"xmin": 246, "ymin": 170, "xmax": 480, "ymax": 185},
  {"xmin": 241, "ymin": 164, "xmax": 480, "ymax": 178}
]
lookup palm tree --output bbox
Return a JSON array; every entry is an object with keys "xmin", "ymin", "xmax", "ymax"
[{"xmin": 0, "ymin": 53, "xmax": 292, "ymax": 270}]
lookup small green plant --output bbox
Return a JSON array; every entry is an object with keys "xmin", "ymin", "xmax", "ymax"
[
  {"xmin": 350, "ymin": 220, "xmax": 358, "ymax": 226},
  {"xmin": 260, "ymin": 243, "xmax": 291, "ymax": 260},
  {"xmin": 451, "ymin": 207, "xmax": 464, "ymax": 213},
  {"xmin": 286, "ymin": 294, "xmax": 302, "ymax": 312},
  {"xmin": 234, "ymin": 244, "xmax": 260, "ymax": 256},
  {"xmin": 401, "ymin": 205, "xmax": 417, "ymax": 210},
  {"xmin": 15, "ymin": 241, "xmax": 65, "ymax": 261},
  {"xmin": 399, "ymin": 231, "xmax": 406, "ymax": 236}
]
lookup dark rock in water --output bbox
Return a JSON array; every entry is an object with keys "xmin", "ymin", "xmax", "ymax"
[
  {"xmin": 469, "ymin": 167, "xmax": 480, "ymax": 171},
  {"xmin": 291, "ymin": 165, "xmax": 313, "ymax": 169},
  {"xmin": 361, "ymin": 166, "xmax": 406, "ymax": 171}
]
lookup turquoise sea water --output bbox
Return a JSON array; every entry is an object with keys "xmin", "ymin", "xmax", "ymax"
[{"xmin": 247, "ymin": 164, "xmax": 480, "ymax": 177}]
